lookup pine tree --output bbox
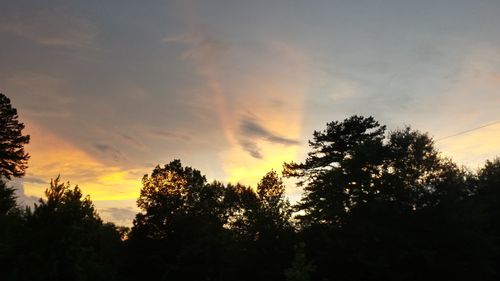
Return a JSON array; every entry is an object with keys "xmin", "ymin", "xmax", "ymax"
[{"xmin": 0, "ymin": 93, "xmax": 30, "ymax": 179}]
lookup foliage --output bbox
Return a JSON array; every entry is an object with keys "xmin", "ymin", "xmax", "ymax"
[
  {"xmin": 2, "ymin": 177, "xmax": 123, "ymax": 281},
  {"xmin": 0, "ymin": 179, "xmax": 18, "ymax": 215},
  {"xmin": 285, "ymin": 115, "xmax": 496, "ymax": 280},
  {"xmin": 132, "ymin": 159, "xmax": 226, "ymax": 239},
  {"xmin": 125, "ymin": 161, "xmax": 295, "ymax": 281},
  {"xmin": 284, "ymin": 243, "xmax": 315, "ymax": 281},
  {"xmin": 0, "ymin": 93, "xmax": 30, "ymax": 179},
  {"xmin": 284, "ymin": 115, "xmax": 387, "ymax": 226}
]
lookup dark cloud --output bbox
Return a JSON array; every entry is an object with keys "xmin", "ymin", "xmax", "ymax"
[
  {"xmin": 239, "ymin": 139, "xmax": 263, "ymax": 159},
  {"xmin": 149, "ymin": 129, "xmax": 191, "ymax": 141},
  {"xmin": 240, "ymin": 118, "xmax": 300, "ymax": 146},
  {"xmin": 238, "ymin": 118, "xmax": 300, "ymax": 159},
  {"xmin": 93, "ymin": 143, "xmax": 126, "ymax": 162},
  {"xmin": 120, "ymin": 133, "xmax": 146, "ymax": 150}
]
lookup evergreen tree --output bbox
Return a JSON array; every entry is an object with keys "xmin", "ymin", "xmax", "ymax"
[
  {"xmin": 12, "ymin": 176, "xmax": 122, "ymax": 281},
  {"xmin": 0, "ymin": 179, "xmax": 17, "ymax": 215},
  {"xmin": 0, "ymin": 93, "xmax": 30, "ymax": 179},
  {"xmin": 284, "ymin": 115, "xmax": 386, "ymax": 226}
]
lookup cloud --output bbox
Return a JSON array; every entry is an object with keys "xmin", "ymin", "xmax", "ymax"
[
  {"xmin": 119, "ymin": 134, "xmax": 147, "ymax": 150},
  {"xmin": 237, "ymin": 117, "xmax": 300, "ymax": 159},
  {"xmin": 0, "ymin": 10, "xmax": 97, "ymax": 49},
  {"xmin": 240, "ymin": 118, "xmax": 300, "ymax": 146},
  {"xmin": 149, "ymin": 129, "xmax": 191, "ymax": 141},
  {"xmin": 163, "ymin": 29, "xmax": 234, "ymax": 145},
  {"xmin": 10, "ymin": 179, "xmax": 40, "ymax": 209},
  {"xmin": 239, "ymin": 140, "xmax": 263, "ymax": 159},
  {"xmin": 23, "ymin": 176, "xmax": 48, "ymax": 185},
  {"xmin": 164, "ymin": 30, "xmax": 229, "ymax": 60},
  {"xmin": 93, "ymin": 143, "xmax": 127, "ymax": 162},
  {"xmin": 4, "ymin": 73, "xmax": 72, "ymax": 118},
  {"xmin": 101, "ymin": 207, "xmax": 136, "ymax": 223},
  {"xmin": 20, "ymin": 122, "xmax": 143, "ymax": 202}
]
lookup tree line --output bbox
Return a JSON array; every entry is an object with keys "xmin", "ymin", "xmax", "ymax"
[{"xmin": 1, "ymin": 92, "xmax": 500, "ymax": 281}]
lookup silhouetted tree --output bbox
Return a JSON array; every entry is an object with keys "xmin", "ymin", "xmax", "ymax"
[
  {"xmin": 223, "ymin": 182, "xmax": 260, "ymax": 241},
  {"xmin": 253, "ymin": 171, "xmax": 295, "ymax": 280},
  {"xmin": 284, "ymin": 115, "xmax": 387, "ymax": 226},
  {"xmin": 256, "ymin": 170, "xmax": 293, "ymax": 234},
  {"xmin": 0, "ymin": 93, "xmax": 30, "ymax": 179},
  {"xmin": 127, "ymin": 160, "xmax": 232, "ymax": 281},
  {"xmin": 475, "ymin": 158, "xmax": 500, "ymax": 276},
  {"xmin": 0, "ymin": 179, "xmax": 26, "ymax": 281},
  {"xmin": 284, "ymin": 243, "xmax": 315, "ymax": 281},
  {"xmin": 379, "ymin": 127, "xmax": 463, "ymax": 210},
  {"xmin": 285, "ymin": 115, "xmax": 494, "ymax": 280},
  {"xmin": 222, "ymin": 171, "xmax": 295, "ymax": 281},
  {"xmin": 8, "ymin": 176, "xmax": 122, "ymax": 281},
  {"xmin": 0, "ymin": 179, "xmax": 17, "ymax": 215},
  {"xmin": 132, "ymin": 160, "xmax": 226, "ymax": 239}
]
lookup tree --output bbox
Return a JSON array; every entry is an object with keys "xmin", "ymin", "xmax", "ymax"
[
  {"xmin": 284, "ymin": 243, "xmax": 315, "ymax": 281},
  {"xmin": 256, "ymin": 170, "xmax": 292, "ymax": 233},
  {"xmin": 127, "ymin": 160, "xmax": 231, "ymax": 281},
  {"xmin": 0, "ymin": 179, "xmax": 26, "ymax": 281},
  {"xmin": 11, "ymin": 176, "xmax": 123, "ymax": 281},
  {"xmin": 0, "ymin": 93, "xmax": 30, "ymax": 179},
  {"xmin": 379, "ymin": 127, "xmax": 464, "ymax": 211},
  {"xmin": 253, "ymin": 171, "xmax": 295, "ymax": 281},
  {"xmin": 475, "ymin": 158, "xmax": 500, "ymax": 276},
  {"xmin": 0, "ymin": 179, "xmax": 17, "ymax": 215},
  {"xmin": 132, "ymin": 159, "xmax": 226, "ymax": 239},
  {"xmin": 284, "ymin": 116, "xmax": 491, "ymax": 280},
  {"xmin": 284, "ymin": 115, "xmax": 387, "ymax": 226}
]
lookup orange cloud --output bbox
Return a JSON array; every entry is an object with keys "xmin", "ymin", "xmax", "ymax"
[{"xmin": 22, "ymin": 121, "xmax": 144, "ymax": 214}]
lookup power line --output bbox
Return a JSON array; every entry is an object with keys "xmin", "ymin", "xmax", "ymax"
[{"xmin": 436, "ymin": 121, "xmax": 500, "ymax": 142}]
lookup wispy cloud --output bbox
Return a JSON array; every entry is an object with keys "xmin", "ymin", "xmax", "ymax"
[
  {"xmin": 149, "ymin": 129, "xmax": 191, "ymax": 141},
  {"xmin": 163, "ymin": 26, "xmax": 234, "ymax": 145},
  {"xmin": 0, "ymin": 10, "xmax": 97, "ymax": 49},
  {"xmin": 93, "ymin": 143, "xmax": 127, "ymax": 163},
  {"xmin": 22, "ymin": 176, "xmax": 48, "ymax": 185},
  {"xmin": 238, "ymin": 117, "xmax": 300, "ymax": 159},
  {"xmin": 119, "ymin": 134, "xmax": 147, "ymax": 150},
  {"xmin": 239, "ymin": 139, "xmax": 263, "ymax": 159},
  {"xmin": 4, "ymin": 73, "xmax": 72, "ymax": 118},
  {"xmin": 240, "ymin": 118, "xmax": 300, "ymax": 146}
]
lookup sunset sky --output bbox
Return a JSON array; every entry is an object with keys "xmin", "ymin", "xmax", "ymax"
[{"xmin": 1, "ymin": 0, "xmax": 500, "ymax": 225}]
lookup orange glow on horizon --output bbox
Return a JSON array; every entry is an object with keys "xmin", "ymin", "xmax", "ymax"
[
  {"xmin": 22, "ymin": 121, "xmax": 143, "ymax": 202},
  {"xmin": 437, "ymin": 123, "xmax": 500, "ymax": 169}
]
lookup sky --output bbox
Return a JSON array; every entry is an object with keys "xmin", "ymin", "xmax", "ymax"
[{"xmin": 1, "ymin": 0, "xmax": 500, "ymax": 226}]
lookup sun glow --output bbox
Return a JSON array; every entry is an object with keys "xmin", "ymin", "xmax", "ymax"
[
  {"xmin": 22, "ymin": 121, "xmax": 142, "ymax": 202},
  {"xmin": 225, "ymin": 144, "xmax": 299, "ymax": 186},
  {"xmin": 438, "ymin": 123, "xmax": 500, "ymax": 169}
]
